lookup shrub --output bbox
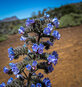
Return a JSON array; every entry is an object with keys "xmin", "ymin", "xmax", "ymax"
[
  {"xmin": 0, "ymin": 34, "xmax": 8, "ymax": 42},
  {"xmin": 59, "ymin": 13, "xmax": 82, "ymax": 28}
]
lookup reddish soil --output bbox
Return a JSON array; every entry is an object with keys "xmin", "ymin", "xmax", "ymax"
[{"xmin": 0, "ymin": 25, "xmax": 82, "ymax": 87}]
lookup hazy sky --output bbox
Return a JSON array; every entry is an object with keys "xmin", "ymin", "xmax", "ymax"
[{"xmin": 0, "ymin": 0, "xmax": 82, "ymax": 20}]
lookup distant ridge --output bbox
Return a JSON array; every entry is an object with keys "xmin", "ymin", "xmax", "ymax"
[
  {"xmin": 0, "ymin": 2, "xmax": 82, "ymax": 36},
  {"xmin": 0, "ymin": 16, "xmax": 19, "ymax": 23}
]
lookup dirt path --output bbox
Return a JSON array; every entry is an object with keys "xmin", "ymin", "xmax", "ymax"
[{"xmin": 0, "ymin": 25, "xmax": 82, "ymax": 87}]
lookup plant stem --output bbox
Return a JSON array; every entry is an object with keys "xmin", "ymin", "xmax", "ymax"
[
  {"xmin": 27, "ymin": 72, "xmax": 32, "ymax": 87},
  {"xmin": 22, "ymin": 71, "xmax": 28, "ymax": 79},
  {"xmin": 28, "ymin": 54, "xmax": 32, "ymax": 59},
  {"xmin": 37, "ymin": 33, "xmax": 41, "ymax": 44}
]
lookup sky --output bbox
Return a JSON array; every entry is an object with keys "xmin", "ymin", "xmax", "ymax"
[{"xmin": 0, "ymin": 0, "xmax": 82, "ymax": 20}]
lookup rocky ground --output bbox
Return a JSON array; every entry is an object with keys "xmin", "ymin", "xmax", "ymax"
[{"xmin": 0, "ymin": 25, "xmax": 82, "ymax": 87}]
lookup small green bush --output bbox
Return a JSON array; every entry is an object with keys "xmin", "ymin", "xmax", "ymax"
[
  {"xmin": 59, "ymin": 13, "xmax": 82, "ymax": 28},
  {"xmin": 9, "ymin": 24, "xmax": 22, "ymax": 35},
  {"xmin": 0, "ymin": 34, "xmax": 8, "ymax": 42}
]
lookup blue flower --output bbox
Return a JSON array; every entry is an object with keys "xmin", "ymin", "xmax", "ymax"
[
  {"xmin": 52, "ymin": 51, "xmax": 58, "ymax": 59},
  {"xmin": 48, "ymin": 64, "xmax": 54, "ymax": 72},
  {"xmin": 18, "ymin": 26, "xmax": 25, "ymax": 34},
  {"xmin": 44, "ymin": 13, "xmax": 50, "ymax": 18},
  {"xmin": 8, "ymin": 47, "xmax": 13, "ymax": 53},
  {"xmin": 8, "ymin": 47, "xmax": 15, "ymax": 61},
  {"xmin": 38, "ymin": 48, "xmax": 43, "ymax": 54},
  {"xmin": 32, "ymin": 44, "xmax": 38, "ymax": 52},
  {"xmin": 47, "ymin": 54, "xmax": 58, "ymax": 65},
  {"xmin": 47, "ymin": 23, "xmax": 53, "ymax": 31},
  {"xmin": 9, "ymin": 63, "xmax": 19, "ymax": 75},
  {"xmin": 31, "ymin": 84, "xmax": 35, "ymax": 87},
  {"xmin": 47, "ymin": 41, "xmax": 53, "ymax": 46},
  {"xmin": 38, "ymin": 43, "xmax": 44, "ymax": 49},
  {"xmin": 52, "ymin": 30, "xmax": 61, "ymax": 40},
  {"xmin": 47, "ymin": 55, "xmax": 55, "ymax": 63},
  {"xmin": 8, "ymin": 55, "xmax": 15, "ymax": 61},
  {"xmin": 38, "ymin": 43, "xmax": 44, "ymax": 54},
  {"xmin": 38, "ymin": 73, "xmax": 44, "ymax": 78},
  {"xmin": 36, "ymin": 83, "xmax": 42, "ymax": 87},
  {"xmin": 43, "ymin": 28, "xmax": 51, "ymax": 35},
  {"xmin": 32, "ymin": 61, "xmax": 37, "ymax": 67},
  {"xmin": 26, "ymin": 18, "xmax": 35, "ymax": 26},
  {"xmin": 52, "ymin": 17, "xmax": 58, "ymax": 22},
  {"xmin": 43, "ymin": 78, "xmax": 47, "ymax": 82},
  {"xmin": 12, "ymin": 67, "xmax": 19, "ymax": 75},
  {"xmin": 26, "ymin": 64, "xmax": 31, "ymax": 70},
  {"xmin": 3, "ymin": 67, "xmax": 9, "ymax": 74},
  {"xmin": 43, "ymin": 78, "xmax": 51, "ymax": 87},
  {"xmin": 57, "ymin": 33, "xmax": 61, "ymax": 40},
  {"xmin": 32, "ymin": 43, "xmax": 44, "ymax": 54},
  {"xmin": 9, "ymin": 63, "xmax": 16, "ymax": 67},
  {"xmin": 20, "ymin": 36, "xmax": 27, "ymax": 41},
  {"xmin": 0, "ymin": 82, "xmax": 5, "ymax": 87},
  {"xmin": 52, "ymin": 58, "xmax": 58, "ymax": 65},
  {"xmin": 7, "ymin": 77, "xmax": 13, "ymax": 85},
  {"xmin": 8, "ymin": 51, "xmax": 14, "ymax": 55},
  {"xmin": 52, "ymin": 17, "xmax": 60, "ymax": 28}
]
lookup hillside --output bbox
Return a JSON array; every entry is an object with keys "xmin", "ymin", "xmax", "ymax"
[
  {"xmin": 47, "ymin": 2, "xmax": 82, "ymax": 18},
  {"xmin": 0, "ymin": 2, "xmax": 82, "ymax": 42},
  {"xmin": 0, "ymin": 16, "xmax": 19, "ymax": 23}
]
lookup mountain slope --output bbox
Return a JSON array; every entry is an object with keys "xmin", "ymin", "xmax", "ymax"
[{"xmin": 0, "ymin": 16, "xmax": 19, "ymax": 23}]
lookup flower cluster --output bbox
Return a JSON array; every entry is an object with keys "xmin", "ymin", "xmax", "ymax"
[
  {"xmin": 52, "ymin": 51, "xmax": 58, "ymax": 59},
  {"xmin": 0, "ymin": 77, "xmax": 13, "ymax": 86},
  {"xmin": 25, "ymin": 72, "xmax": 44, "ymax": 87},
  {"xmin": 18, "ymin": 26, "xmax": 27, "ymax": 41},
  {"xmin": 47, "ymin": 40, "xmax": 53, "ymax": 46},
  {"xmin": 32, "ymin": 43, "xmax": 44, "ymax": 54},
  {"xmin": 7, "ymin": 77, "xmax": 13, "ymax": 85},
  {"xmin": 38, "ymin": 73, "xmax": 44, "ymax": 78},
  {"xmin": 52, "ymin": 17, "xmax": 60, "ymax": 28},
  {"xmin": 8, "ymin": 47, "xmax": 15, "ymax": 61},
  {"xmin": 43, "ymin": 27, "xmax": 51, "ymax": 35},
  {"xmin": 43, "ymin": 23, "xmax": 54, "ymax": 35},
  {"xmin": 0, "ymin": 82, "xmax": 5, "ymax": 87},
  {"xmin": 43, "ymin": 26, "xmax": 60, "ymax": 41},
  {"xmin": 47, "ymin": 54, "xmax": 58, "ymax": 65},
  {"xmin": 31, "ymin": 83, "xmax": 42, "ymax": 87},
  {"xmin": 43, "ymin": 78, "xmax": 51, "ymax": 87},
  {"xmin": 9, "ymin": 63, "xmax": 19, "ymax": 75},
  {"xmin": 18, "ymin": 26, "xmax": 25, "ymax": 34},
  {"xmin": 20, "ymin": 36, "xmax": 27, "ymax": 41},
  {"xmin": 3, "ymin": 66, "xmax": 9, "ymax": 74},
  {"xmin": 26, "ymin": 18, "xmax": 35, "ymax": 26},
  {"xmin": 52, "ymin": 30, "xmax": 61, "ymax": 40},
  {"xmin": 47, "ymin": 64, "xmax": 54, "ymax": 73},
  {"xmin": 47, "ymin": 23, "xmax": 54, "ymax": 31},
  {"xmin": 26, "ymin": 61, "xmax": 37, "ymax": 70},
  {"xmin": 30, "ymin": 72, "xmax": 44, "ymax": 87},
  {"xmin": 44, "ymin": 13, "xmax": 50, "ymax": 18}
]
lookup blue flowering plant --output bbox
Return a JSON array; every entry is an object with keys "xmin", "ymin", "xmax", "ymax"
[{"xmin": 0, "ymin": 13, "xmax": 60, "ymax": 87}]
